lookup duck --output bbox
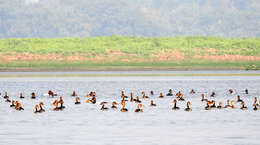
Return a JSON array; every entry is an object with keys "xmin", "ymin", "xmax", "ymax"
[
  {"xmin": 205, "ymin": 101, "xmax": 211, "ymax": 110},
  {"xmin": 254, "ymin": 97, "xmax": 258, "ymax": 106},
  {"xmin": 245, "ymin": 89, "xmax": 248, "ymax": 94},
  {"xmin": 120, "ymin": 101, "xmax": 128, "ymax": 112},
  {"xmin": 100, "ymin": 101, "xmax": 108, "ymax": 110},
  {"xmin": 150, "ymin": 100, "xmax": 156, "ymax": 106},
  {"xmin": 210, "ymin": 92, "xmax": 215, "ymax": 97},
  {"xmin": 211, "ymin": 100, "xmax": 216, "ymax": 108},
  {"xmin": 237, "ymin": 95, "xmax": 243, "ymax": 102},
  {"xmin": 229, "ymin": 89, "xmax": 233, "ymax": 94},
  {"xmin": 166, "ymin": 89, "xmax": 173, "ymax": 96},
  {"xmin": 176, "ymin": 91, "xmax": 182, "ymax": 98},
  {"xmin": 19, "ymin": 93, "xmax": 24, "ymax": 99},
  {"xmin": 111, "ymin": 101, "xmax": 117, "ymax": 109},
  {"xmin": 142, "ymin": 91, "xmax": 149, "ymax": 99},
  {"xmin": 184, "ymin": 101, "xmax": 192, "ymax": 111},
  {"xmin": 121, "ymin": 91, "xmax": 128, "ymax": 98},
  {"xmin": 39, "ymin": 102, "xmax": 45, "ymax": 112},
  {"xmin": 53, "ymin": 100, "xmax": 59, "ymax": 111},
  {"xmin": 159, "ymin": 93, "xmax": 164, "ymax": 98},
  {"xmin": 201, "ymin": 94, "xmax": 208, "ymax": 102},
  {"xmin": 253, "ymin": 103, "xmax": 258, "ymax": 111},
  {"xmin": 31, "ymin": 92, "xmax": 36, "ymax": 99},
  {"xmin": 150, "ymin": 91, "xmax": 154, "ymax": 96},
  {"xmin": 231, "ymin": 100, "xmax": 235, "ymax": 109},
  {"xmin": 240, "ymin": 101, "xmax": 247, "ymax": 110},
  {"xmin": 134, "ymin": 96, "xmax": 141, "ymax": 103},
  {"xmin": 178, "ymin": 95, "xmax": 185, "ymax": 101},
  {"xmin": 75, "ymin": 97, "xmax": 81, "ymax": 104},
  {"xmin": 58, "ymin": 97, "xmax": 65, "ymax": 109},
  {"xmin": 90, "ymin": 96, "xmax": 97, "ymax": 104},
  {"xmin": 10, "ymin": 100, "xmax": 15, "ymax": 107},
  {"xmin": 48, "ymin": 90, "xmax": 57, "ymax": 97},
  {"xmin": 172, "ymin": 99, "xmax": 180, "ymax": 110},
  {"xmin": 135, "ymin": 104, "xmax": 143, "ymax": 112},
  {"xmin": 15, "ymin": 103, "xmax": 24, "ymax": 111},
  {"xmin": 224, "ymin": 100, "xmax": 232, "ymax": 108},
  {"xmin": 72, "ymin": 91, "xmax": 77, "ymax": 97},
  {"xmin": 4, "ymin": 92, "xmax": 8, "ymax": 99},
  {"xmin": 130, "ymin": 92, "xmax": 134, "ymax": 102},
  {"xmin": 34, "ymin": 105, "xmax": 40, "ymax": 113},
  {"xmin": 217, "ymin": 102, "xmax": 223, "ymax": 109},
  {"xmin": 190, "ymin": 89, "xmax": 195, "ymax": 94}
]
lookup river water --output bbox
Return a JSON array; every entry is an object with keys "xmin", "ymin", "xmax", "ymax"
[{"xmin": 0, "ymin": 71, "xmax": 260, "ymax": 145}]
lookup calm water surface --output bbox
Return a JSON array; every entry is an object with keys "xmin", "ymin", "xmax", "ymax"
[{"xmin": 0, "ymin": 71, "xmax": 260, "ymax": 145}]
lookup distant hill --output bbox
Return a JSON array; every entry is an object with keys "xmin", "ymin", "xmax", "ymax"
[{"xmin": 0, "ymin": 0, "xmax": 259, "ymax": 38}]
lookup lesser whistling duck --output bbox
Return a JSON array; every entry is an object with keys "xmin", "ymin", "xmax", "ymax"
[
  {"xmin": 217, "ymin": 102, "xmax": 223, "ymax": 109},
  {"xmin": 58, "ymin": 97, "xmax": 65, "ymax": 109},
  {"xmin": 210, "ymin": 92, "xmax": 215, "ymax": 97},
  {"xmin": 231, "ymin": 100, "xmax": 235, "ymax": 109},
  {"xmin": 159, "ymin": 93, "xmax": 164, "ymax": 98},
  {"xmin": 211, "ymin": 100, "xmax": 216, "ymax": 108},
  {"xmin": 185, "ymin": 101, "xmax": 192, "ymax": 111},
  {"xmin": 31, "ymin": 92, "xmax": 36, "ymax": 99},
  {"xmin": 34, "ymin": 105, "xmax": 40, "ymax": 113},
  {"xmin": 39, "ymin": 102, "xmax": 45, "ymax": 112},
  {"xmin": 75, "ymin": 97, "xmax": 81, "ymax": 104},
  {"xmin": 172, "ymin": 99, "xmax": 180, "ymax": 110},
  {"xmin": 130, "ymin": 92, "xmax": 134, "ymax": 102},
  {"xmin": 190, "ymin": 89, "xmax": 195, "ymax": 94},
  {"xmin": 15, "ymin": 103, "xmax": 24, "ymax": 111},
  {"xmin": 205, "ymin": 101, "xmax": 211, "ymax": 110},
  {"xmin": 150, "ymin": 91, "xmax": 154, "ymax": 96},
  {"xmin": 167, "ymin": 89, "xmax": 173, "ymax": 96},
  {"xmin": 240, "ymin": 101, "xmax": 247, "ymax": 110},
  {"xmin": 5, "ymin": 96, "xmax": 11, "ymax": 102},
  {"xmin": 111, "ymin": 101, "xmax": 117, "ymax": 109},
  {"xmin": 20, "ymin": 93, "xmax": 24, "ymax": 99},
  {"xmin": 142, "ymin": 91, "xmax": 149, "ymax": 99},
  {"xmin": 100, "ymin": 101, "xmax": 108, "ymax": 110},
  {"xmin": 4, "ymin": 92, "xmax": 8, "ymax": 99},
  {"xmin": 134, "ymin": 96, "xmax": 141, "ymax": 103},
  {"xmin": 90, "ymin": 96, "xmax": 96, "ymax": 104},
  {"xmin": 53, "ymin": 100, "xmax": 59, "ymax": 111},
  {"xmin": 201, "ymin": 94, "xmax": 208, "ymax": 102},
  {"xmin": 121, "ymin": 91, "xmax": 128, "ymax": 98},
  {"xmin": 150, "ymin": 100, "xmax": 156, "ymax": 106},
  {"xmin": 245, "ymin": 89, "xmax": 248, "ymax": 94},
  {"xmin": 120, "ymin": 101, "xmax": 128, "ymax": 112},
  {"xmin": 135, "ymin": 104, "xmax": 143, "ymax": 112},
  {"xmin": 224, "ymin": 100, "xmax": 231, "ymax": 108},
  {"xmin": 10, "ymin": 100, "xmax": 15, "ymax": 107},
  {"xmin": 72, "ymin": 91, "xmax": 77, "ymax": 97},
  {"xmin": 253, "ymin": 103, "xmax": 258, "ymax": 111},
  {"xmin": 237, "ymin": 95, "xmax": 242, "ymax": 102}
]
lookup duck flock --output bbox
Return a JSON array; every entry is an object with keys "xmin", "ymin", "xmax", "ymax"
[{"xmin": 1, "ymin": 88, "xmax": 260, "ymax": 114}]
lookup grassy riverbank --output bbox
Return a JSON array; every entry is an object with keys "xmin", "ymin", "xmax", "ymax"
[{"xmin": 0, "ymin": 36, "xmax": 259, "ymax": 71}]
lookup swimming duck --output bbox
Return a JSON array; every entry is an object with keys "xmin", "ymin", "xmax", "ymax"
[
  {"xmin": 229, "ymin": 89, "xmax": 233, "ymax": 94},
  {"xmin": 254, "ymin": 97, "xmax": 259, "ymax": 106},
  {"xmin": 10, "ymin": 100, "xmax": 15, "ymax": 107},
  {"xmin": 224, "ymin": 100, "xmax": 232, "ymax": 108},
  {"xmin": 210, "ymin": 92, "xmax": 215, "ymax": 97},
  {"xmin": 72, "ymin": 91, "xmax": 77, "ymax": 97},
  {"xmin": 150, "ymin": 100, "xmax": 156, "ymax": 106},
  {"xmin": 190, "ymin": 89, "xmax": 195, "ymax": 94},
  {"xmin": 121, "ymin": 91, "xmax": 128, "ymax": 98},
  {"xmin": 75, "ymin": 97, "xmax": 81, "ymax": 104},
  {"xmin": 134, "ymin": 96, "xmax": 141, "ymax": 103},
  {"xmin": 253, "ymin": 103, "xmax": 258, "ymax": 111},
  {"xmin": 237, "ymin": 95, "xmax": 242, "ymax": 102},
  {"xmin": 201, "ymin": 94, "xmax": 208, "ymax": 102},
  {"xmin": 142, "ymin": 91, "xmax": 149, "ymax": 99},
  {"xmin": 48, "ymin": 90, "xmax": 57, "ymax": 97},
  {"xmin": 172, "ymin": 99, "xmax": 180, "ymax": 110},
  {"xmin": 184, "ymin": 101, "xmax": 192, "ymax": 111},
  {"xmin": 176, "ymin": 91, "xmax": 182, "ymax": 98},
  {"xmin": 166, "ymin": 89, "xmax": 173, "ymax": 96},
  {"xmin": 39, "ymin": 102, "xmax": 45, "ymax": 112},
  {"xmin": 240, "ymin": 101, "xmax": 247, "ymax": 110},
  {"xmin": 5, "ymin": 96, "xmax": 11, "ymax": 102},
  {"xmin": 53, "ymin": 100, "xmax": 59, "ymax": 111},
  {"xmin": 34, "ymin": 105, "xmax": 40, "ymax": 113},
  {"xmin": 178, "ymin": 95, "xmax": 185, "ymax": 101},
  {"xmin": 245, "ymin": 89, "xmax": 248, "ymax": 94},
  {"xmin": 205, "ymin": 101, "xmax": 211, "ymax": 110},
  {"xmin": 100, "ymin": 102, "xmax": 108, "ymax": 110},
  {"xmin": 111, "ymin": 101, "xmax": 117, "ymax": 109},
  {"xmin": 150, "ymin": 91, "xmax": 154, "ymax": 96},
  {"xmin": 159, "ymin": 93, "xmax": 164, "ymax": 98},
  {"xmin": 120, "ymin": 101, "xmax": 128, "ymax": 112},
  {"xmin": 4, "ymin": 92, "xmax": 8, "ymax": 99},
  {"xmin": 130, "ymin": 93, "xmax": 134, "ymax": 102},
  {"xmin": 58, "ymin": 97, "xmax": 65, "ymax": 109},
  {"xmin": 31, "ymin": 92, "xmax": 36, "ymax": 99},
  {"xmin": 15, "ymin": 103, "xmax": 24, "ymax": 111},
  {"xmin": 217, "ymin": 102, "xmax": 223, "ymax": 109},
  {"xmin": 135, "ymin": 104, "xmax": 143, "ymax": 112},
  {"xmin": 19, "ymin": 93, "xmax": 24, "ymax": 99},
  {"xmin": 211, "ymin": 100, "xmax": 216, "ymax": 108},
  {"xmin": 90, "ymin": 96, "xmax": 97, "ymax": 104}
]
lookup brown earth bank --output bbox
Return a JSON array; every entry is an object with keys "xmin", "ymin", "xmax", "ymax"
[{"xmin": 194, "ymin": 54, "xmax": 260, "ymax": 61}]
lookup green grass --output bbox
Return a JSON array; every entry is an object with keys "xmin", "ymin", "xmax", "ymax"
[{"xmin": 0, "ymin": 36, "xmax": 260, "ymax": 70}]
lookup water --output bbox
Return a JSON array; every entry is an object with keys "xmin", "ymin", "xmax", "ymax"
[{"xmin": 0, "ymin": 71, "xmax": 260, "ymax": 145}]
